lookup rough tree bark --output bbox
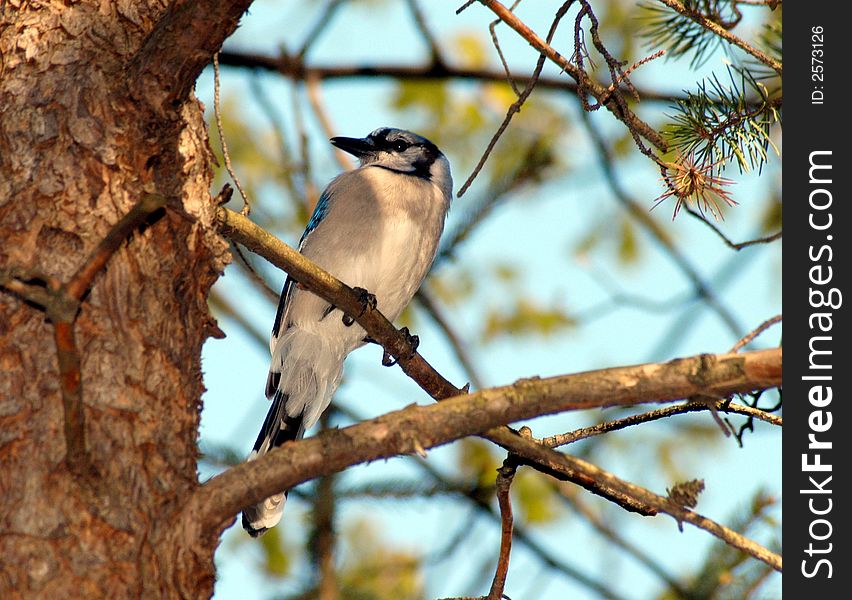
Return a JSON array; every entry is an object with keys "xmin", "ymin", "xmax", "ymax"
[
  {"xmin": 0, "ymin": 1, "xmax": 252, "ymax": 597},
  {"xmin": 0, "ymin": 2, "xmax": 783, "ymax": 598}
]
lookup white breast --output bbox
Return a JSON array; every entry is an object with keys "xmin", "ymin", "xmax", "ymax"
[{"xmin": 283, "ymin": 166, "xmax": 448, "ymax": 346}]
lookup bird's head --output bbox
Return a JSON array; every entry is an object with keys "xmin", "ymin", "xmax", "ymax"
[{"xmin": 330, "ymin": 128, "xmax": 452, "ymax": 195}]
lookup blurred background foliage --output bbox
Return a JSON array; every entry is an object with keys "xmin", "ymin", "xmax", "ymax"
[{"xmin": 199, "ymin": 1, "xmax": 782, "ymax": 599}]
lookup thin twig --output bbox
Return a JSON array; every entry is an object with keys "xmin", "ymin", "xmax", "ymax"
[
  {"xmin": 488, "ymin": 0, "xmax": 524, "ymax": 97},
  {"xmin": 296, "ymin": 0, "xmax": 346, "ymax": 61},
  {"xmin": 653, "ymin": 0, "xmax": 782, "ymax": 75},
  {"xmin": 231, "ymin": 242, "xmax": 280, "ymax": 302},
  {"xmin": 540, "ymin": 400, "xmax": 782, "ymax": 449},
  {"xmin": 457, "ymin": 1, "xmax": 572, "ymax": 197},
  {"xmin": 686, "ymin": 207, "xmax": 782, "ymax": 250},
  {"xmin": 474, "ymin": 0, "xmax": 668, "ymax": 152},
  {"xmin": 487, "ymin": 456, "xmax": 518, "ymax": 600},
  {"xmin": 415, "ymin": 288, "xmax": 485, "ymax": 390},
  {"xmin": 213, "ymin": 52, "xmax": 251, "ymax": 216},
  {"xmin": 305, "ymin": 75, "xmax": 353, "ymax": 171},
  {"xmin": 730, "ymin": 314, "xmax": 782, "ymax": 352}
]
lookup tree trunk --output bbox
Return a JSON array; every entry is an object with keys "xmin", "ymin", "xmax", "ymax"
[{"xmin": 0, "ymin": 1, "xmax": 246, "ymax": 597}]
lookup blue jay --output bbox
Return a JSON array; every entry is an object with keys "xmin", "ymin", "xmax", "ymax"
[{"xmin": 242, "ymin": 128, "xmax": 453, "ymax": 536}]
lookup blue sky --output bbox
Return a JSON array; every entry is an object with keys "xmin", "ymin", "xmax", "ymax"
[{"xmin": 196, "ymin": 2, "xmax": 781, "ymax": 598}]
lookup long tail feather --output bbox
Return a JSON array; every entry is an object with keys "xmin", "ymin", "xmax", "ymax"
[{"xmin": 241, "ymin": 390, "xmax": 305, "ymax": 537}]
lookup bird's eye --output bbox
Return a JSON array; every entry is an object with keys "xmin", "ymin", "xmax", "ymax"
[{"xmin": 391, "ymin": 140, "xmax": 410, "ymax": 152}]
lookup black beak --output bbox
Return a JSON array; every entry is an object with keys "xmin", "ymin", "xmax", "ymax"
[{"xmin": 330, "ymin": 136, "xmax": 375, "ymax": 158}]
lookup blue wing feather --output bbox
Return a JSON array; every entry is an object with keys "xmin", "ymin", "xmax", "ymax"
[{"xmin": 270, "ymin": 188, "xmax": 334, "ymax": 344}]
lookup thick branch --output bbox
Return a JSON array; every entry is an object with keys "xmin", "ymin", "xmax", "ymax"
[
  {"xmin": 187, "ymin": 344, "xmax": 780, "ymax": 531},
  {"xmin": 126, "ymin": 0, "xmax": 255, "ymax": 112},
  {"xmin": 215, "ymin": 208, "xmax": 780, "ymax": 515}
]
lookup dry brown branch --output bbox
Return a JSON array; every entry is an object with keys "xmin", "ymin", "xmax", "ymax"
[
  {"xmin": 186, "ymin": 343, "xmax": 781, "ymax": 568},
  {"xmin": 730, "ymin": 314, "xmax": 782, "ymax": 352},
  {"xmin": 0, "ymin": 194, "xmax": 168, "ymax": 474},
  {"xmin": 540, "ymin": 399, "xmax": 782, "ymax": 448},
  {"xmin": 487, "ymin": 456, "xmax": 518, "ymax": 600},
  {"xmin": 686, "ymin": 207, "xmax": 783, "ymax": 250},
  {"xmin": 474, "ymin": 0, "xmax": 668, "ymax": 151},
  {"xmin": 653, "ymin": 0, "xmax": 782, "ymax": 75},
  {"xmin": 126, "ymin": 0, "xmax": 255, "ymax": 112},
  {"xmin": 215, "ymin": 53, "xmax": 687, "ymax": 103}
]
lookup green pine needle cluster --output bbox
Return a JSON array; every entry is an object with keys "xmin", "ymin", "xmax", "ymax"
[
  {"xmin": 666, "ymin": 64, "xmax": 780, "ymax": 173},
  {"xmin": 640, "ymin": 0, "xmax": 742, "ymax": 68}
]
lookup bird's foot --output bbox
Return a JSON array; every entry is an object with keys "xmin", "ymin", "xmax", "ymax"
[
  {"xmin": 382, "ymin": 327, "xmax": 419, "ymax": 367},
  {"xmin": 342, "ymin": 287, "xmax": 377, "ymax": 326}
]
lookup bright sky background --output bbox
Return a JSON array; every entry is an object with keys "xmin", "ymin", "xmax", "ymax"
[{"xmin": 195, "ymin": 2, "xmax": 782, "ymax": 599}]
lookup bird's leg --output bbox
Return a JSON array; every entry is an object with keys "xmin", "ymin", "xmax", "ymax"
[
  {"xmin": 342, "ymin": 287, "xmax": 377, "ymax": 326},
  {"xmin": 382, "ymin": 327, "xmax": 419, "ymax": 367}
]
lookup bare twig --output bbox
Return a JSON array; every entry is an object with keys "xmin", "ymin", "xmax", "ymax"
[
  {"xmin": 230, "ymin": 242, "xmax": 280, "ymax": 302},
  {"xmin": 457, "ymin": 1, "xmax": 571, "ymax": 197},
  {"xmin": 730, "ymin": 314, "xmax": 782, "ymax": 352},
  {"xmin": 213, "ymin": 52, "xmax": 251, "ymax": 216},
  {"xmin": 415, "ymin": 288, "xmax": 485, "ymax": 390},
  {"xmin": 488, "ymin": 0, "xmax": 524, "ymax": 96},
  {"xmin": 686, "ymin": 207, "xmax": 782, "ymax": 250},
  {"xmin": 653, "ymin": 0, "xmax": 782, "ymax": 75},
  {"xmin": 540, "ymin": 399, "xmax": 782, "ymax": 449},
  {"xmin": 216, "ymin": 50, "xmax": 692, "ymax": 104},
  {"xmin": 474, "ymin": 0, "xmax": 668, "ymax": 151},
  {"xmin": 0, "ymin": 194, "xmax": 167, "ymax": 475},
  {"xmin": 487, "ymin": 456, "xmax": 518, "ymax": 600}
]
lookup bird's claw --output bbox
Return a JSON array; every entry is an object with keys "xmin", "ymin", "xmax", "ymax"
[
  {"xmin": 382, "ymin": 327, "xmax": 419, "ymax": 367},
  {"xmin": 342, "ymin": 287, "xmax": 377, "ymax": 326}
]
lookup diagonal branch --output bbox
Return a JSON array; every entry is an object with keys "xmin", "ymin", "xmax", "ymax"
[
  {"xmin": 653, "ymin": 0, "xmax": 782, "ymax": 75},
  {"xmin": 185, "ymin": 345, "xmax": 780, "ymax": 566},
  {"xmin": 215, "ymin": 207, "xmax": 780, "ymax": 513},
  {"xmin": 473, "ymin": 0, "xmax": 668, "ymax": 151},
  {"xmin": 0, "ymin": 194, "xmax": 168, "ymax": 475},
  {"xmin": 126, "ymin": 0, "xmax": 256, "ymax": 112}
]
